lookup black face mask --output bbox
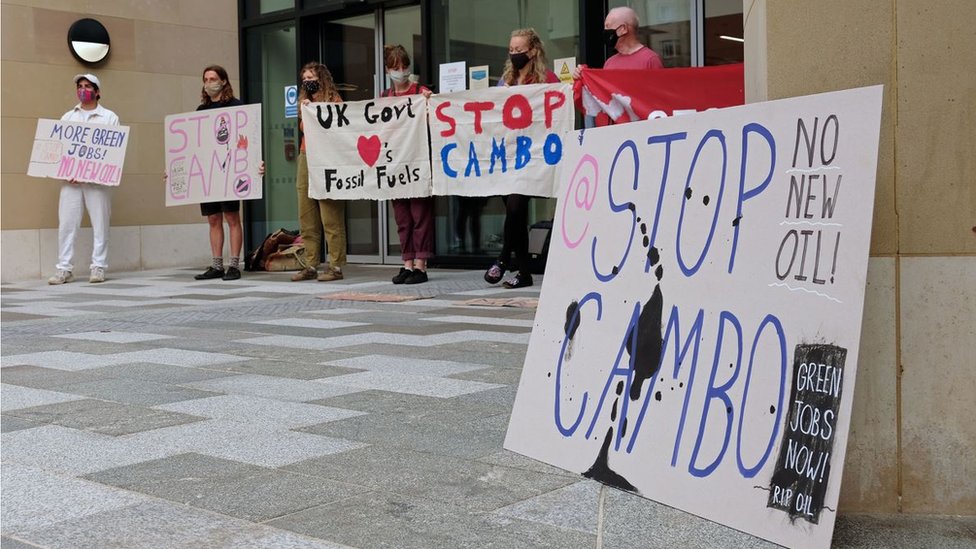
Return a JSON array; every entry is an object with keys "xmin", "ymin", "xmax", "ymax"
[
  {"xmin": 301, "ymin": 80, "xmax": 321, "ymax": 95},
  {"xmin": 510, "ymin": 52, "xmax": 531, "ymax": 71},
  {"xmin": 603, "ymin": 27, "xmax": 621, "ymax": 49}
]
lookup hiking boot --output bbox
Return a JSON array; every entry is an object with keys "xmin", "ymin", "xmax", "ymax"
[
  {"xmin": 404, "ymin": 270, "xmax": 428, "ymax": 285},
  {"xmin": 291, "ymin": 267, "xmax": 317, "ymax": 281},
  {"xmin": 89, "ymin": 266, "xmax": 105, "ymax": 283},
  {"xmin": 317, "ymin": 267, "xmax": 343, "ymax": 282},
  {"xmin": 222, "ymin": 266, "xmax": 241, "ymax": 281},
  {"xmin": 484, "ymin": 261, "xmax": 506, "ymax": 284},
  {"xmin": 194, "ymin": 266, "xmax": 225, "ymax": 280},
  {"xmin": 48, "ymin": 270, "xmax": 74, "ymax": 285},
  {"xmin": 392, "ymin": 268, "xmax": 412, "ymax": 284},
  {"xmin": 503, "ymin": 272, "xmax": 533, "ymax": 289}
]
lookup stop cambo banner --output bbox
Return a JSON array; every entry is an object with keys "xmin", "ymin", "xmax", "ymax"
[
  {"xmin": 164, "ymin": 104, "xmax": 263, "ymax": 206},
  {"xmin": 505, "ymin": 86, "xmax": 883, "ymax": 549},
  {"xmin": 429, "ymin": 83, "xmax": 573, "ymax": 197},
  {"xmin": 303, "ymin": 95, "xmax": 431, "ymax": 200},
  {"xmin": 576, "ymin": 64, "xmax": 744, "ymax": 124},
  {"xmin": 28, "ymin": 119, "xmax": 130, "ymax": 186}
]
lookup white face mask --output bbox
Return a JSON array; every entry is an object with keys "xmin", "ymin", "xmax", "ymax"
[
  {"xmin": 388, "ymin": 69, "xmax": 410, "ymax": 84},
  {"xmin": 205, "ymin": 81, "xmax": 224, "ymax": 97}
]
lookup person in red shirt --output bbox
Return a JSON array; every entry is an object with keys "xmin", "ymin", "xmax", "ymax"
[
  {"xmin": 484, "ymin": 28, "xmax": 560, "ymax": 290},
  {"xmin": 382, "ymin": 45, "xmax": 434, "ymax": 285}
]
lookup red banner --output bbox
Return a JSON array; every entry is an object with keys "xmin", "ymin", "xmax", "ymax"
[{"xmin": 574, "ymin": 64, "xmax": 744, "ymax": 125}]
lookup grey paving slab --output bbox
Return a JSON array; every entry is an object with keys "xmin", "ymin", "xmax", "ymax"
[
  {"xmin": 85, "ymin": 362, "xmax": 234, "ymax": 385},
  {"xmin": 308, "ymin": 389, "xmax": 501, "ymax": 416},
  {"xmin": 1, "ymin": 312, "xmax": 48, "ymax": 322},
  {"xmin": 187, "ymin": 374, "xmax": 363, "ymax": 402},
  {"xmin": 1, "ymin": 425, "xmax": 174, "ymax": 476},
  {"xmin": 111, "ymin": 348, "xmax": 250, "ymax": 367},
  {"xmin": 124, "ymin": 418, "xmax": 367, "ymax": 467},
  {"xmin": 493, "ymin": 480, "xmax": 601, "ymax": 534},
  {"xmin": 85, "ymin": 453, "xmax": 367, "ymax": 523},
  {"xmin": 284, "ymin": 445, "xmax": 576, "ymax": 513},
  {"xmin": 50, "ymin": 378, "xmax": 221, "ymax": 406},
  {"xmin": 236, "ymin": 329, "xmax": 530, "ymax": 351},
  {"xmin": 448, "ymin": 365, "xmax": 524, "ymax": 385},
  {"xmin": 832, "ymin": 513, "xmax": 976, "ymax": 549},
  {"xmin": 1, "ymin": 351, "xmax": 134, "ymax": 371},
  {"xmin": 314, "ymin": 371, "xmax": 504, "ymax": 398},
  {"xmin": 51, "ymin": 330, "xmax": 175, "ymax": 343},
  {"xmin": 254, "ymin": 317, "xmax": 370, "ymax": 329},
  {"xmin": 206, "ymin": 359, "xmax": 365, "ymax": 380},
  {"xmin": 601, "ymin": 486, "xmax": 779, "ymax": 549},
  {"xmin": 4, "ymin": 399, "xmax": 204, "ymax": 436},
  {"xmin": 327, "ymin": 341, "xmax": 529, "ymax": 369},
  {"xmin": 0, "ymin": 462, "xmax": 147, "ymax": 535},
  {"xmin": 297, "ymin": 409, "xmax": 509, "ymax": 460},
  {"xmin": 0, "ymin": 384, "xmax": 85, "ymax": 412},
  {"xmin": 322, "ymin": 355, "xmax": 491, "ymax": 377},
  {"xmin": 0, "ymin": 365, "xmax": 112, "ymax": 389},
  {"xmin": 267, "ymin": 491, "xmax": 593, "ymax": 549},
  {"xmin": 155, "ymin": 394, "xmax": 365, "ymax": 429},
  {"xmin": 422, "ymin": 314, "xmax": 535, "ymax": 328},
  {"xmin": 0, "ymin": 536, "xmax": 40, "ymax": 549},
  {"xmin": 1, "ymin": 415, "xmax": 42, "ymax": 434},
  {"xmin": 16, "ymin": 500, "xmax": 347, "ymax": 549}
]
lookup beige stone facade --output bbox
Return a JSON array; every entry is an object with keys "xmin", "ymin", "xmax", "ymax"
[
  {"xmin": 1, "ymin": 0, "xmax": 240, "ymax": 279},
  {"xmin": 746, "ymin": 0, "xmax": 976, "ymax": 515}
]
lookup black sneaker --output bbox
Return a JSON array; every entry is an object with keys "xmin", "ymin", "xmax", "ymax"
[
  {"xmin": 484, "ymin": 261, "xmax": 506, "ymax": 284},
  {"xmin": 392, "ymin": 267, "xmax": 412, "ymax": 284},
  {"xmin": 194, "ymin": 266, "xmax": 225, "ymax": 280},
  {"xmin": 222, "ymin": 266, "xmax": 241, "ymax": 281},
  {"xmin": 405, "ymin": 270, "xmax": 428, "ymax": 284},
  {"xmin": 503, "ymin": 272, "xmax": 533, "ymax": 289}
]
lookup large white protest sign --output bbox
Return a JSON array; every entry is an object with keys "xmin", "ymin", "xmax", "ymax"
[
  {"xmin": 28, "ymin": 119, "xmax": 130, "ymax": 186},
  {"xmin": 164, "ymin": 103, "xmax": 263, "ymax": 206},
  {"xmin": 505, "ymin": 86, "xmax": 883, "ymax": 549},
  {"xmin": 429, "ymin": 83, "xmax": 573, "ymax": 197},
  {"xmin": 303, "ymin": 95, "xmax": 430, "ymax": 200}
]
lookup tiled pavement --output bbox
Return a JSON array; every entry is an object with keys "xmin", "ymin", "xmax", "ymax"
[{"xmin": 2, "ymin": 266, "xmax": 974, "ymax": 549}]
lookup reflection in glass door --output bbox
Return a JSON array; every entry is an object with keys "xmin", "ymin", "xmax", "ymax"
[{"xmin": 320, "ymin": 13, "xmax": 380, "ymax": 261}]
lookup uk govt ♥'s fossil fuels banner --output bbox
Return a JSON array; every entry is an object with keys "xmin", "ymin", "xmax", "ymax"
[{"xmin": 505, "ymin": 85, "xmax": 883, "ymax": 549}]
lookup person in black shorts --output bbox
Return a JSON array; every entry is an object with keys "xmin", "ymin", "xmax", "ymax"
[{"xmin": 194, "ymin": 65, "xmax": 245, "ymax": 280}]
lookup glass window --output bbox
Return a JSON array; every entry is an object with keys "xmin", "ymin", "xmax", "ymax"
[
  {"xmin": 244, "ymin": 21, "xmax": 298, "ymax": 245},
  {"xmin": 244, "ymin": 0, "xmax": 294, "ymax": 18},
  {"xmin": 428, "ymin": 0, "xmax": 577, "ymax": 260},
  {"xmin": 703, "ymin": 0, "xmax": 744, "ymax": 65},
  {"xmin": 608, "ymin": 0, "xmax": 692, "ymax": 67}
]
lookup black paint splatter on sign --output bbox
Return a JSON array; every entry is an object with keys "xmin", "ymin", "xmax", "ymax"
[{"xmin": 583, "ymin": 427, "xmax": 637, "ymax": 493}]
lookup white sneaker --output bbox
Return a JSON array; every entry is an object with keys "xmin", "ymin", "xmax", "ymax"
[
  {"xmin": 89, "ymin": 266, "xmax": 105, "ymax": 283},
  {"xmin": 48, "ymin": 270, "xmax": 74, "ymax": 285}
]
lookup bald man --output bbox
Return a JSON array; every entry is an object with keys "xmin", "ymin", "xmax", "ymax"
[{"xmin": 574, "ymin": 6, "xmax": 663, "ymax": 78}]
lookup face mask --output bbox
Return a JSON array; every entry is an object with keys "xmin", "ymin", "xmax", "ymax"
[
  {"xmin": 388, "ymin": 70, "xmax": 410, "ymax": 84},
  {"xmin": 510, "ymin": 52, "xmax": 531, "ymax": 71},
  {"xmin": 205, "ymin": 82, "xmax": 223, "ymax": 97},
  {"xmin": 77, "ymin": 88, "xmax": 96, "ymax": 103},
  {"xmin": 603, "ymin": 27, "xmax": 622, "ymax": 48},
  {"xmin": 302, "ymin": 80, "xmax": 321, "ymax": 95}
]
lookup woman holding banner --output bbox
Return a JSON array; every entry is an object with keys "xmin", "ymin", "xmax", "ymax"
[
  {"xmin": 193, "ymin": 65, "xmax": 245, "ymax": 281},
  {"xmin": 483, "ymin": 28, "xmax": 560, "ymax": 289},
  {"xmin": 292, "ymin": 62, "xmax": 348, "ymax": 282},
  {"xmin": 383, "ymin": 44, "xmax": 434, "ymax": 285}
]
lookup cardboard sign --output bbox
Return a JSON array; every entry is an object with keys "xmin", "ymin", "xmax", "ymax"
[
  {"xmin": 429, "ymin": 83, "xmax": 574, "ymax": 197},
  {"xmin": 505, "ymin": 86, "xmax": 883, "ymax": 549},
  {"xmin": 164, "ymin": 103, "xmax": 263, "ymax": 206},
  {"xmin": 28, "ymin": 119, "xmax": 130, "ymax": 186},
  {"xmin": 302, "ymin": 95, "xmax": 431, "ymax": 200}
]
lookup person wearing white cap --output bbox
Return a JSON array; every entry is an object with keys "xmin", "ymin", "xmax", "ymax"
[{"xmin": 48, "ymin": 73, "xmax": 120, "ymax": 285}]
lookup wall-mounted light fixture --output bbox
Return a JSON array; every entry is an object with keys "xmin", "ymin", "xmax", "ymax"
[{"xmin": 67, "ymin": 18, "xmax": 111, "ymax": 64}]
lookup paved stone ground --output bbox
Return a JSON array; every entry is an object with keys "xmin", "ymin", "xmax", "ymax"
[{"xmin": 2, "ymin": 265, "xmax": 974, "ymax": 549}]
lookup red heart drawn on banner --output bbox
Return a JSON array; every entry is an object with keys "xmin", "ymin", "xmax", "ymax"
[{"xmin": 357, "ymin": 135, "xmax": 381, "ymax": 167}]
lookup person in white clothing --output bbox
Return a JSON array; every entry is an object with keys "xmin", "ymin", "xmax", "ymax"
[{"xmin": 48, "ymin": 73, "xmax": 120, "ymax": 285}]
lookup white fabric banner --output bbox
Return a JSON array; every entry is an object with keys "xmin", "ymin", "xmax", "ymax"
[
  {"xmin": 164, "ymin": 103, "xmax": 264, "ymax": 206},
  {"xmin": 303, "ymin": 95, "xmax": 431, "ymax": 200},
  {"xmin": 505, "ymin": 86, "xmax": 884, "ymax": 549},
  {"xmin": 27, "ymin": 119, "xmax": 130, "ymax": 186},
  {"xmin": 429, "ymin": 83, "xmax": 573, "ymax": 197}
]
